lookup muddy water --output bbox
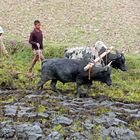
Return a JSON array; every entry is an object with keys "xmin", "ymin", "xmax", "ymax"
[{"xmin": 0, "ymin": 90, "xmax": 140, "ymax": 139}]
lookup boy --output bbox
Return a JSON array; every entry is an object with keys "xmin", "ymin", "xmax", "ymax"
[
  {"xmin": 29, "ymin": 20, "xmax": 44, "ymax": 73},
  {"xmin": 0, "ymin": 26, "xmax": 9, "ymax": 57}
]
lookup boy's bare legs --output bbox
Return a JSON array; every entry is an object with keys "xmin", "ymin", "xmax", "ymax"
[
  {"xmin": 29, "ymin": 51, "xmax": 44, "ymax": 73},
  {"xmin": 29, "ymin": 55, "xmax": 39, "ymax": 73},
  {"xmin": 40, "ymin": 51, "xmax": 45, "ymax": 60}
]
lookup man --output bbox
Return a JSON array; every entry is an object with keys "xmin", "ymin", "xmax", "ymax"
[
  {"xmin": 29, "ymin": 20, "xmax": 44, "ymax": 73},
  {"xmin": 0, "ymin": 26, "xmax": 9, "ymax": 57}
]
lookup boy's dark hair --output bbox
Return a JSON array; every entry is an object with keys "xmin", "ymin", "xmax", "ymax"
[{"xmin": 34, "ymin": 20, "xmax": 40, "ymax": 25}]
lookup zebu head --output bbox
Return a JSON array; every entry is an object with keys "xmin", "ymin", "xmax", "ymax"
[
  {"xmin": 90, "ymin": 62, "xmax": 112, "ymax": 86},
  {"xmin": 111, "ymin": 51, "xmax": 127, "ymax": 71}
]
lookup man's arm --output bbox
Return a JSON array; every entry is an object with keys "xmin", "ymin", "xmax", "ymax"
[
  {"xmin": 0, "ymin": 36, "xmax": 5, "ymax": 48},
  {"xmin": 29, "ymin": 32, "xmax": 37, "ymax": 45},
  {"xmin": 0, "ymin": 36, "xmax": 9, "ymax": 55}
]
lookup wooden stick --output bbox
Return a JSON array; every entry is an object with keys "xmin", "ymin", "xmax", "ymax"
[{"xmin": 84, "ymin": 47, "xmax": 113, "ymax": 71}]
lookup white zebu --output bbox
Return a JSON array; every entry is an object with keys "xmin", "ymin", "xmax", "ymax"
[{"xmin": 64, "ymin": 41, "xmax": 107, "ymax": 65}]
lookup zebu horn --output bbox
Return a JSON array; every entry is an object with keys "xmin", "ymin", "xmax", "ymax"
[{"xmin": 107, "ymin": 61, "xmax": 112, "ymax": 67}]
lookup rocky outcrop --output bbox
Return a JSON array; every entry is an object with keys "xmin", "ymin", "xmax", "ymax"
[
  {"xmin": 100, "ymin": 127, "xmax": 137, "ymax": 140},
  {"xmin": 0, "ymin": 90, "xmax": 139, "ymax": 139},
  {"xmin": 0, "ymin": 121, "xmax": 44, "ymax": 139}
]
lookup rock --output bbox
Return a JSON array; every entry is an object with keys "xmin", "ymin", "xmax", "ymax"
[
  {"xmin": 28, "ymin": 133, "xmax": 43, "ymax": 140},
  {"xmin": 123, "ymin": 108, "xmax": 139, "ymax": 114},
  {"xmin": 46, "ymin": 110, "xmax": 57, "ymax": 117},
  {"xmin": 123, "ymin": 104, "xmax": 140, "ymax": 110},
  {"xmin": 69, "ymin": 132, "xmax": 89, "ymax": 140},
  {"xmin": 4, "ymin": 105, "xmax": 36, "ymax": 118},
  {"xmin": 16, "ymin": 123, "xmax": 42, "ymax": 133},
  {"xmin": 83, "ymin": 102, "xmax": 99, "ymax": 109},
  {"xmin": 17, "ymin": 106, "xmax": 36, "ymax": 118},
  {"xmin": 112, "ymin": 107, "xmax": 139, "ymax": 114},
  {"xmin": 14, "ymin": 102, "xmax": 26, "ymax": 106},
  {"xmin": 38, "ymin": 112, "xmax": 49, "ymax": 118},
  {"xmin": 113, "ymin": 102, "xmax": 140, "ymax": 110},
  {"xmin": 100, "ymin": 100, "xmax": 114, "ymax": 107},
  {"xmin": 107, "ymin": 112, "xmax": 116, "ymax": 118},
  {"xmin": 16, "ymin": 123, "xmax": 44, "ymax": 139},
  {"xmin": 129, "ymin": 114, "xmax": 140, "ymax": 119},
  {"xmin": 93, "ymin": 112, "xmax": 127, "ymax": 127},
  {"xmin": 0, "ymin": 122, "xmax": 15, "ymax": 138},
  {"xmin": 52, "ymin": 116, "xmax": 73, "ymax": 125},
  {"xmin": 18, "ymin": 111, "xmax": 37, "ymax": 118},
  {"xmin": 46, "ymin": 131, "xmax": 62, "ymax": 140},
  {"xmin": 0, "ymin": 121, "xmax": 14, "ymax": 126},
  {"xmin": 100, "ymin": 126, "xmax": 137, "ymax": 140},
  {"xmin": 83, "ymin": 120, "xmax": 94, "ymax": 130},
  {"xmin": 4, "ymin": 105, "xmax": 18, "ymax": 116},
  {"xmin": 25, "ymin": 94, "xmax": 42, "ymax": 99},
  {"xmin": 0, "ymin": 127, "xmax": 15, "ymax": 138}
]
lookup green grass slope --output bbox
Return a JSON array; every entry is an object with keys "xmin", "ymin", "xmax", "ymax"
[{"xmin": 0, "ymin": 44, "xmax": 140, "ymax": 103}]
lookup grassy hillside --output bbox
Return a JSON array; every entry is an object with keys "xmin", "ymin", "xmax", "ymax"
[
  {"xmin": 0, "ymin": 44, "xmax": 140, "ymax": 103},
  {"xmin": 0, "ymin": 0, "xmax": 140, "ymax": 102}
]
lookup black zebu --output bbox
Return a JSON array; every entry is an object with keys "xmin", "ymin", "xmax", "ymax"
[{"xmin": 37, "ymin": 58, "xmax": 112, "ymax": 97}]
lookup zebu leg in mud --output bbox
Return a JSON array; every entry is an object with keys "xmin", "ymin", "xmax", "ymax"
[
  {"xmin": 76, "ymin": 83, "xmax": 82, "ymax": 98},
  {"xmin": 85, "ymin": 83, "xmax": 91, "ymax": 97},
  {"xmin": 79, "ymin": 84, "xmax": 91, "ymax": 98},
  {"xmin": 50, "ymin": 80, "xmax": 61, "ymax": 94},
  {"xmin": 35, "ymin": 75, "xmax": 49, "ymax": 94}
]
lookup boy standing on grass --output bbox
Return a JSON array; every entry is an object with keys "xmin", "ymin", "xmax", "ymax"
[
  {"xmin": 29, "ymin": 20, "xmax": 44, "ymax": 73},
  {"xmin": 0, "ymin": 26, "xmax": 9, "ymax": 57}
]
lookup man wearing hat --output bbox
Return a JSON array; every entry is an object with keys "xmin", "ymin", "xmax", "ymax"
[{"xmin": 0, "ymin": 26, "xmax": 9, "ymax": 57}]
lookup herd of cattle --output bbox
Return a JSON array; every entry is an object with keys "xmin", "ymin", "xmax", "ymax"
[{"xmin": 37, "ymin": 41, "xmax": 127, "ymax": 97}]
